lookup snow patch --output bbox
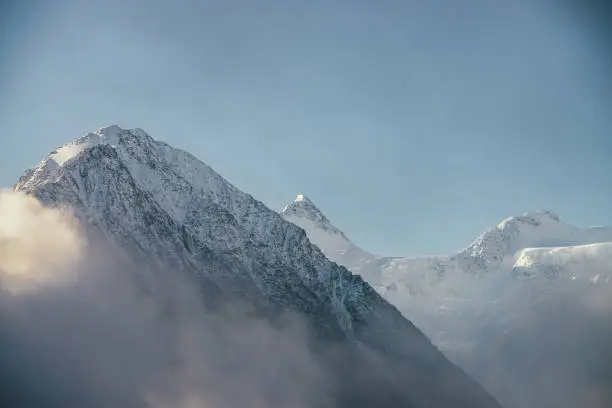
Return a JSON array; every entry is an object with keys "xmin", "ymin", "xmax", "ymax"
[
  {"xmin": 50, "ymin": 141, "xmax": 95, "ymax": 166},
  {"xmin": 48, "ymin": 125, "xmax": 125, "ymax": 167}
]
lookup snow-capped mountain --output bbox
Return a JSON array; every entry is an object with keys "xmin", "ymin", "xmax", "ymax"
[
  {"xmin": 12, "ymin": 126, "xmax": 501, "ymax": 408},
  {"xmin": 281, "ymin": 194, "xmax": 612, "ymax": 408},
  {"xmin": 282, "ymin": 194, "xmax": 612, "ymax": 290},
  {"xmin": 282, "ymin": 194, "xmax": 379, "ymax": 278}
]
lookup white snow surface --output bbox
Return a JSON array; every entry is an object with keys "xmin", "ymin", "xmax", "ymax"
[{"xmin": 48, "ymin": 125, "xmax": 122, "ymax": 165}]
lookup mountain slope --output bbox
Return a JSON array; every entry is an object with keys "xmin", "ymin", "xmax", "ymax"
[
  {"xmin": 12, "ymin": 126, "xmax": 501, "ymax": 408},
  {"xmin": 281, "ymin": 193, "xmax": 612, "ymax": 408}
]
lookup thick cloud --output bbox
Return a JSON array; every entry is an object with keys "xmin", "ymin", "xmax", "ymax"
[
  {"xmin": 0, "ymin": 191, "xmax": 332, "ymax": 408},
  {"xmin": 0, "ymin": 190, "xmax": 84, "ymax": 294}
]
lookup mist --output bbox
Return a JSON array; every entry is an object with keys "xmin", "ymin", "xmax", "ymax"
[
  {"xmin": 397, "ymin": 265, "xmax": 612, "ymax": 408},
  {"xmin": 0, "ymin": 190, "xmax": 334, "ymax": 408},
  {"xmin": 0, "ymin": 190, "xmax": 433, "ymax": 408},
  {"xmin": 377, "ymin": 252, "xmax": 612, "ymax": 408},
  {"xmin": 474, "ymin": 278, "xmax": 612, "ymax": 408}
]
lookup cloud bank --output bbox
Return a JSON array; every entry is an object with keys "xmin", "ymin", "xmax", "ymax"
[
  {"xmin": 0, "ymin": 191, "xmax": 332, "ymax": 408},
  {"xmin": 0, "ymin": 190, "xmax": 83, "ymax": 294}
]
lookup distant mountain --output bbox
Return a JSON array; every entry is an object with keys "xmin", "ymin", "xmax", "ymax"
[
  {"xmin": 282, "ymin": 194, "xmax": 379, "ymax": 278},
  {"xmin": 282, "ymin": 193, "xmax": 612, "ymax": 408},
  {"xmin": 10, "ymin": 126, "xmax": 501, "ymax": 408}
]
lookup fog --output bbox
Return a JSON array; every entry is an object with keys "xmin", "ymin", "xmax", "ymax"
[
  {"xmin": 474, "ymin": 278, "xmax": 612, "ymax": 408},
  {"xmin": 0, "ymin": 191, "xmax": 434, "ymax": 408},
  {"xmin": 378, "ymin": 253, "xmax": 612, "ymax": 408},
  {"xmin": 0, "ymin": 190, "xmax": 333, "ymax": 408}
]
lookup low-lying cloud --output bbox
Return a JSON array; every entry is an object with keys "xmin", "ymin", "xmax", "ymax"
[
  {"xmin": 382, "ymin": 255, "xmax": 612, "ymax": 408},
  {"xmin": 0, "ymin": 190, "xmax": 83, "ymax": 294},
  {"xmin": 2, "ymin": 190, "xmax": 486, "ymax": 408},
  {"xmin": 419, "ymin": 269, "xmax": 612, "ymax": 408},
  {"xmin": 0, "ymin": 191, "xmax": 332, "ymax": 408},
  {"xmin": 480, "ymin": 279, "xmax": 612, "ymax": 408}
]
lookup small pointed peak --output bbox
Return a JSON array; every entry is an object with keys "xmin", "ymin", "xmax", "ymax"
[
  {"xmin": 281, "ymin": 193, "xmax": 348, "ymax": 237},
  {"xmin": 281, "ymin": 193, "xmax": 325, "ymax": 220}
]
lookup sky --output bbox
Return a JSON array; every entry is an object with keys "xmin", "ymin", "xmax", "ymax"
[{"xmin": 1, "ymin": 0, "xmax": 611, "ymax": 256}]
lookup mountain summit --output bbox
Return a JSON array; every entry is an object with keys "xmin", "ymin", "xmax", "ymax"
[
  {"xmin": 281, "ymin": 194, "xmax": 378, "ymax": 277},
  {"xmin": 13, "ymin": 126, "xmax": 501, "ymax": 408},
  {"xmin": 282, "ymin": 194, "xmax": 336, "ymax": 231}
]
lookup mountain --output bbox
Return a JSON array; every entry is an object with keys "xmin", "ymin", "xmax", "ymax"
[
  {"xmin": 281, "ymin": 194, "xmax": 379, "ymax": 278},
  {"xmin": 281, "ymin": 194, "xmax": 612, "ymax": 408},
  {"xmin": 10, "ymin": 126, "xmax": 502, "ymax": 408}
]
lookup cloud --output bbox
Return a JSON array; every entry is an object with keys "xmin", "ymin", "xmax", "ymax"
[
  {"xmin": 0, "ymin": 191, "xmax": 332, "ymax": 408},
  {"xmin": 437, "ymin": 271, "xmax": 612, "ymax": 408},
  {"xmin": 0, "ymin": 189, "xmax": 84, "ymax": 294}
]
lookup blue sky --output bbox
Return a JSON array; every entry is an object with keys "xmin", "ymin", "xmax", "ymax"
[{"xmin": 1, "ymin": 0, "xmax": 611, "ymax": 256}]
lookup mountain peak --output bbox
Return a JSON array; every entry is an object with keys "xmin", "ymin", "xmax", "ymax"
[
  {"xmin": 281, "ymin": 193, "xmax": 329, "ymax": 225},
  {"xmin": 279, "ymin": 193, "xmax": 366, "ymax": 258},
  {"xmin": 43, "ymin": 125, "xmax": 155, "ymax": 168},
  {"xmin": 497, "ymin": 210, "xmax": 561, "ymax": 230},
  {"xmin": 453, "ymin": 209, "xmax": 580, "ymax": 271},
  {"xmin": 46, "ymin": 125, "xmax": 124, "ymax": 167}
]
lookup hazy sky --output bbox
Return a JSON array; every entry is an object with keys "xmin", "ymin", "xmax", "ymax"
[{"xmin": 1, "ymin": 0, "xmax": 611, "ymax": 256}]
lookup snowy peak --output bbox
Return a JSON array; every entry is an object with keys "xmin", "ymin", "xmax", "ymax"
[
  {"xmin": 45, "ymin": 125, "xmax": 148, "ymax": 167},
  {"xmin": 16, "ymin": 125, "xmax": 160, "ymax": 194},
  {"xmin": 282, "ymin": 193, "xmax": 322, "ymax": 216},
  {"xmin": 280, "ymin": 194, "xmax": 378, "ymax": 276},
  {"xmin": 497, "ymin": 210, "xmax": 561, "ymax": 231},
  {"xmin": 19, "ymin": 125, "xmax": 249, "ymax": 228},
  {"xmin": 281, "ymin": 194, "xmax": 336, "ymax": 231},
  {"xmin": 463, "ymin": 210, "xmax": 566, "ymax": 257},
  {"xmin": 457, "ymin": 210, "xmax": 612, "ymax": 272}
]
